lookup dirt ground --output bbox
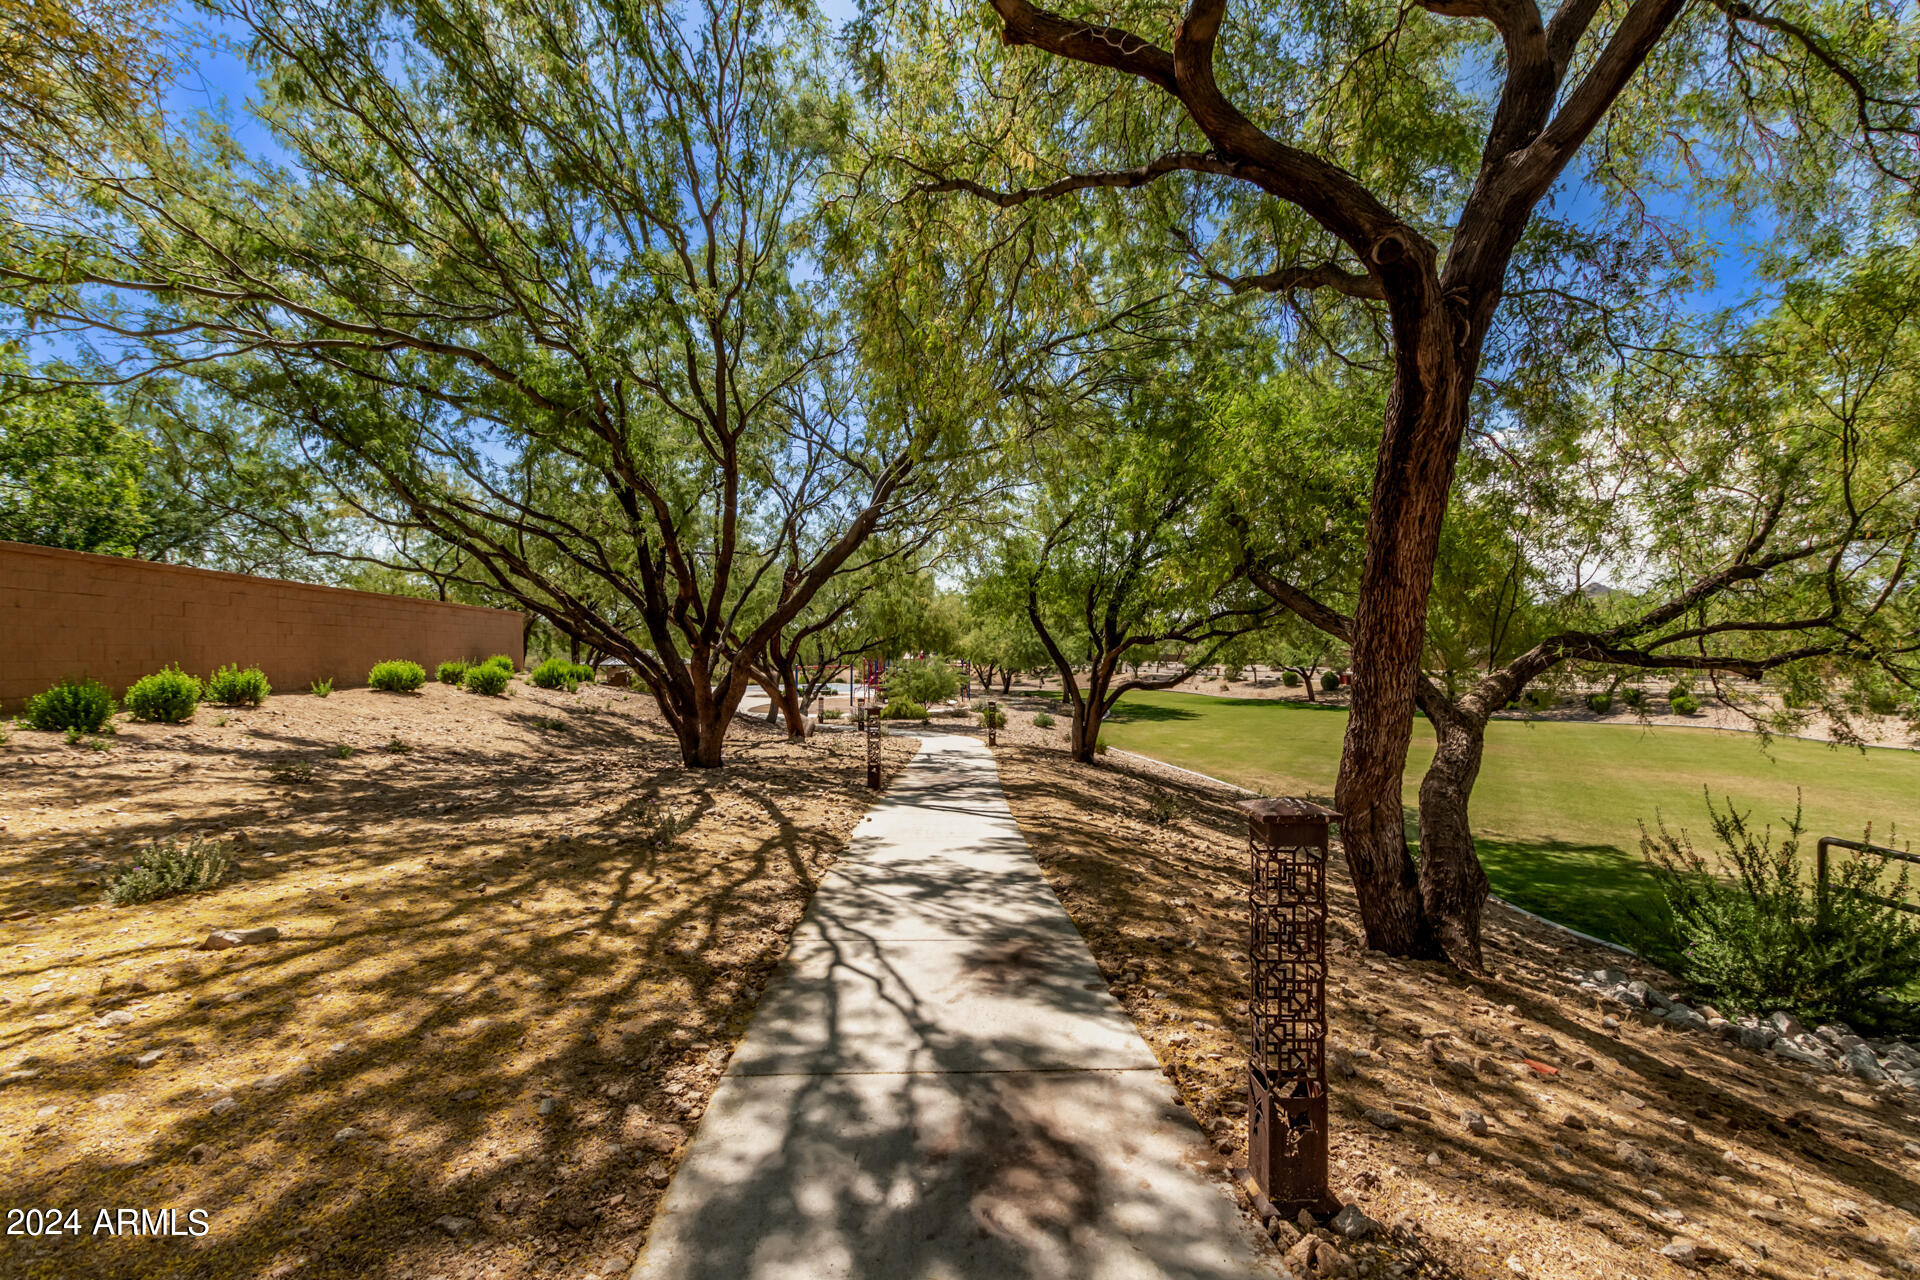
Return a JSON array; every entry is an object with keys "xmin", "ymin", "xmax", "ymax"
[
  {"xmin": 988, "ymin": 700, "xmax": 1920, "ymax": 1280},
  {"xmin": 997, "ymin": 666, "xmax": 1920, "ymax": 751},
  {"xmin": 0, "ymin": 680, "xmax": 915, "ymax": 1280}
]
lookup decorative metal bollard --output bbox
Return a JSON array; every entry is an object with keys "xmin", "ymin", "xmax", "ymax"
[
  {"xmin": 986, "ymin": 701, "xmax": 997, "ymax": 747},
  {"xmin": 1241, "ymin": 796, "xmax": 1339, "ymax": 1216},
  {"xmin": 865, "ymin": 699, "xmax": 882, "ymax": 790}
]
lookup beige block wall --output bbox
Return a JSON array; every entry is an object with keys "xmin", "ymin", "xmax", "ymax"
[{"xmin": 0, "ymin": 540, "xmax": 524, "ymax": 710}]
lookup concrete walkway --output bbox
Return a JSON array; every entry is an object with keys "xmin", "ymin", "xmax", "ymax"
[{"xmin": 632, "ymin": 733, "xmax": 1276, "ymax": 1280}]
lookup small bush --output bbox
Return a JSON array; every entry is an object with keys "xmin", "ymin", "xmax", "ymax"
[
  {"xmin": 368, "ymin": 659, "xmax": 427, "ymax": 693},
  {"xmin": 437, "ymin": 660, "xmax": 470, "ymax": 685},
  {"xmin": 207, "ymin": 663, "xmax": 271, "ymax": 706},
  {"xmin": 1095, "ymin": 736, "xmax": 1110, "ymax": 755},
  {"xmin": 1668, "ymin": 681, "xmax": 1693, "ymax": 703},
  {"xmin": 1523, "ymin": 688, "xmax": 1556, "ymax": 711},
  {"xmin": 885, "ymin": 658, "xmax": 960, "ymax": 708},
  {"xmin": 880, "ymin": 698, "xmax": 927, "ymax": 721},
  {"xmin": 464, "ymin": 663, "xmax": 511, "ymax": 696},
  {"xmin": 1585, "ymin": 692, "xmax": 1614, "ymax": 714},
  {"xmin": 482, "ymin": 654, "xmax": 516, "ymax": 673},
  {"xmin": 1281, "ymin": 671, "xmax": 1301, "ymax": 687},
  {"xmin": 1672, "ymin": 693, "xmax": 1702, "ymax": 716},
  {"xmin": 980, "ymin": 704, "xmax": 1007, "ymax": 729},
  {"xmin": 267, "ymin": 758, "xmax": 315, "ymax": 784},
  {"xmin": 309, "ymin": 677, "xmax": 333, "ymax": 698},
  {"xmin": 569, "ymin": 662, "xmax": 594, "ymax": 684},
  {"xmin": 331, "ymin": 744, "xmax": 354, "ymax": 759},
  {"xmin": 383, "ymin": 737, "xmax": 411, "ymax": 753},
  {"xmin": 105, "ymin": 837, "xmax": 229, "ymax": 906},
  {"xmin": 24, "ymin": 677, "xmax": 114, "ymax": 733},
  {"xmin": 1622, "ymin": 687, "xmax": 1647, "ymax": 710},
  {"xmin": 821, "ymin": 708, "xmax": 843, "ymax": 720},
  {"xmin": 1032, "ymin": 711, "xmax": 1055, "ymax": 728},
  {"xmin": 1149, "ymin": 794, "xmax": 1178, "ymax": 825},
  {"xmin": 1319, "ymin": 671, "xmax": 1341, "ymax": 692},
  {"xmin": 530, "ymin": 658, "xmax": 582, "ymax": 691},
  {"xmin": 1642, "ymin": 794, "xmax": 1920, "ymax": 1027},
  {"xmin": 1866, "ymin": 688, "xmax": 1901, "ymax": 716},
  {"xmin": 125, "ymin": 666, "xmax": 202, "ymax": 723}
]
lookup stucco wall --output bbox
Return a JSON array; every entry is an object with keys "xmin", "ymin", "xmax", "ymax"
[{"xmin": 0, "ymin": 540, "xmax": 523, "ymax": 710}]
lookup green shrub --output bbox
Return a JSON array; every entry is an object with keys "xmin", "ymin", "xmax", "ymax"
[
  {"xmin": 1866, "ymin": 688, "xmax": 1901, "ymax": 716},
  {"xmin": 368, "ymin": 659, "xmax": 427, "ymax": 693},
  {"xmin": 884, "ymin": 658, "xmax": 960, "ymax": 708},
  {"xmin": 821, "ymin": 708, "xmax": 842, "ymax": 720},
  {"xmin": 104, "ymin": 837, "xmax": 229, "ymax": 906},
  {"xmin": 437, "ymin": 660, "xmax": 470, "ymax": 685},
  {"xmin": 125, "ymin": 666, "xmax": 202, "ymax": 723},
  {"xmin": 879, "ymin": 698, "xmax": 927, "ymax": 721},
  {"xmin": 1281, "ymin": 671, "xmax": 1301, "ymax": 687},
  {"xmin": 464, "ymin": 663, "xmax": 511, "ymax": 696},
  {"xmin": 1668, "ymin": 681, "xmax": 1693, "ymax": 703},
  {"xmin": 331, "ymin": 744, "xmax": 354, "ymax": 759},
  {"xmin": 1641, "ymin": 794, "xmax": 1920, "ymax": 1027},
  {"xmin": 979, "ymin": 704, "xmax": 1007, "ymax": 729},
  {"xmin": 1523, "ymin": 688, "xmax": 1555, "ymax": 711},
  {"xmin": 1585, "ymin": 692, "xmax": 1613, "ymax": 714},
  {"xmin": 1319, "ymin": 671, "xmax": 1341, "ymax": 693},
  {"xmin": 309, "ymin": 677, "xmax": 333, "ymax": 698},
  {"xmin": 1033, "ymin": 711, "xmax": 1055, "ymax": 728},
  {"xmin": 482, "ymin": 654, "xmax": 516, "ymax": 673},
  {"xmin": 1095, "ymin": 736, "xmax": 1110, "ymax": 755},
  {"xmin": 1622, "ymin": 687, "xmax": 1647, "ymax": 710},
  {"xmin": 1149, "ymin": 794, "xmax": 1178, "ymax": 825},
  {"xmin": 1672, "ymin": 693, "xmax": 1702, "ymax": 715},
  {"xmin": 24, "ymin": 677, "xmax": 114, "ymax": 733},
  {"xmin": 530, "ymin": 657, "xmax": 582, "ymax": 691},
  {"xmin": 207, "ymin": 663, "xmax": 271, "ymax": 706}
]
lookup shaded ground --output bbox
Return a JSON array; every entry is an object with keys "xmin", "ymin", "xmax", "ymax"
[
  {"xmin": 0, "ymin": 681, "xmax": 915, "ymax": 1280},
  {"xmin": 987, "ymin": 707, "xmax": 1920, "ymax": 1280}
]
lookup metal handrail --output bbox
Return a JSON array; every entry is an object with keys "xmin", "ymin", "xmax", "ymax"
[{"xmin": 1815, "ymin": 836, "xmax": 1920, "ymax": 919}]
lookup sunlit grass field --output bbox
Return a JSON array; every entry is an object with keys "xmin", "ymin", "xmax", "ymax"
[{"xmin": 1091, "ymin": 691, "xmax": 1920, "ymax": 948}]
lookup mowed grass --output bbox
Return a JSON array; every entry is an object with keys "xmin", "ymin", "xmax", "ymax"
[{"xmin": 1094, "ymin": 691, "xmax": 1920, "ymax": 948}]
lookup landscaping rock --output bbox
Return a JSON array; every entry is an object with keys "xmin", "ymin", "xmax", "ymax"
[
  {"xmin": 1331, "ymin": 1205, "xmax": 1380, "ymax": 1241},
  {"xmin": 1362, "ymin": 1108, "xmax": 1403, "ymax": 1131},
  {"xmin": 1616, "ymin": 1141, "xmax": 1658, "ymax": 1176},
  {"xmin": 435, "ymin": 1215, "xmax": 475, "ymax": 1238},
  {"xmin": 1842, "ymin": 1045, "xmax": 1889, "ymax": 1083},
  {"xmin": 1461, "ymin": 1110, "xmax": 1490, "ymax": 1136},
  {"xmin": 1286, "ymin": 1234, "xmax": 1358, "ymax": 1280},
  {"xmin": 1658, "ymin": 1237, "xmax": 1698, "ymax": 1266},
  {"xmin": 210, "ymin": 1096, "xmax": 238, "ymax": 1117},
  {"xmin": 196, "ymin": 926, "xmax": 280, "ymax": 951},
  {"xmin": 133, "ymin": 1049, "xmax": 164, "ymax": 1068},
  {"xmin": 96, "ymin": 1010, "xmax": 134, "ymax": 1027}
]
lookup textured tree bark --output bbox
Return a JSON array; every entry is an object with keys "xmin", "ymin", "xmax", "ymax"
[
  {"xmin": 1332, "ymin": 320, "xmax": 1473, "ymax": 961},
  {"xmin": 1414, "ymin": 697, "xmax": 1492, "ymax": 971}
]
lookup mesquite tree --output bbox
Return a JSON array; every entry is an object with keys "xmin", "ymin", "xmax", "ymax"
[
  {"xmin": 877, "ymin": 0, "xmax": 1919, "ymax": 955},
  {"xmin": 1, "ymin": 0, "xmax": 1134, "ymax": 765},
  {"xmin": 1240, "ymin": 245, "xmax": 1920, "ymax": 968}
]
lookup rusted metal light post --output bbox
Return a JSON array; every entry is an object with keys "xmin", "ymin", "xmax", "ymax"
[
  {"xmin": 1240, "ymin": 796, "xmax": 1339, "ymax": 1216},
  {"xmin": 864, "ymin": 695, "xmax": 882, "ymax": 790},
  {"xmin": 985, "ymin": 700, "xmax": 998, "ymax": 747}
]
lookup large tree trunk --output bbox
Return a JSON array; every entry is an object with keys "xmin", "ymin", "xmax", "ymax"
[
  {"xmin": 1333, "ymin": 332, "xmax": 1472, "ymax": 961},
  {"xmin": 1415, "ymin": 699, "xmax": 1492, "ymax": 971}
]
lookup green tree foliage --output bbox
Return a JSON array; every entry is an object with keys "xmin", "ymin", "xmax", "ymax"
[{"xmin": 0, "ymin": 361, "xmax": 149, "ymax": 553}]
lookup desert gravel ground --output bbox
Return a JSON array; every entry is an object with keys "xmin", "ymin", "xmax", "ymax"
[
  {"xmin": 0, "ymin": 680, "xmax": 914, "ymax": 1280},
  {"xmin": 988, "ymin": 704, "xmax": 1920, "ymax": 1280}
]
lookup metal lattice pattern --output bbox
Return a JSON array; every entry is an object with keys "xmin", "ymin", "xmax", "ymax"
[
  {"xmin": 865, "ymin": 707, "xmax": 882, "ymax": 789},
  {"xmin": 1250, "ymin": 840, "xmax": 1327, "ymax": 1084},
  {"xmin": 1240, "ymin": 797, "xmax": 1336, "ymax": 1214}
]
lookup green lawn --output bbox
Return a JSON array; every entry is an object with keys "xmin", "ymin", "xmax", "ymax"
[{"xmin": 1092, "ymin": 691, "xmax": 1920, "ymax": 948}]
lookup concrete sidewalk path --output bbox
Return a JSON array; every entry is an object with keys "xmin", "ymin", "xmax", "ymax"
[{"xmin": 631, "ymin": 732, "xmax": 1277, "ymax": 1280}]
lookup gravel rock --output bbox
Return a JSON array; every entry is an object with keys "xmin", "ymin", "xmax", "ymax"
[
  {"xmin": 1362, "ymin": 1108, "xmax": 1404, "ymax": 1131},
  {"xmin": 210, "ymin": 1096, "xmax": 238, "ymax": 1117},
  {"xmin": 435, "ymin": 1215, "xmax": 475, "ymax": 1238},
  {"xmin": 197, "ymin": 926, "xmax": 280, "ymax": 951},
  {"xmin": 96, "ymin": 1010, "xmax": 135, "ymax": 1027},
  {"xmin": 1330, "ymin": 1204, "xmax": 1381, "ymax": 1241},
  {"xmin": 1616, "ymin": 1141, "xmax": 1658, "ymax": 1176},
  {"xmin": 1842, "ymin": 1044, "xmax": 1889, "ymax": 1083},
  {"xmin": 1461, "ymin": 1110, "xmax": 1490, "ymax": 1136},
  {"xmin": 1658, "ymin": 1237, "xmax": 1698, "ymax": 1266},
  {"xmin": 1286, "ymin": 1234, "xmax": 1358, "ymax": 1280}
]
